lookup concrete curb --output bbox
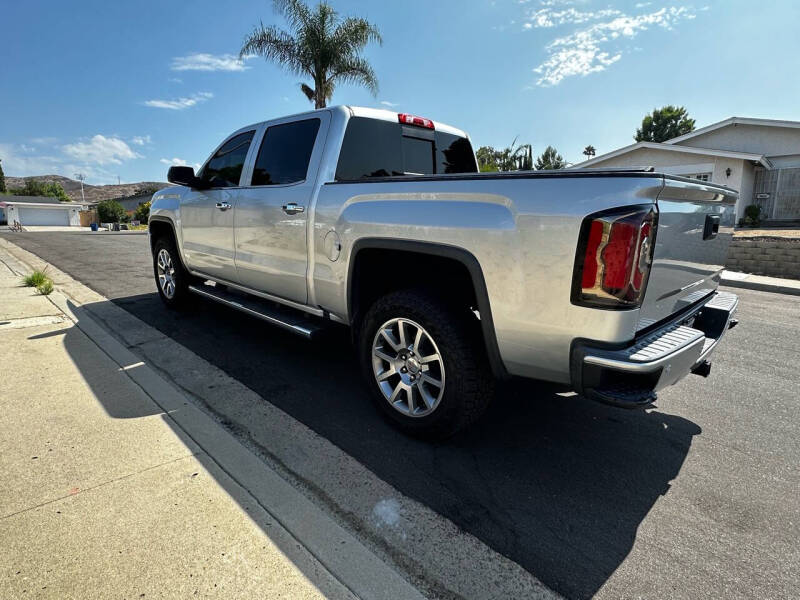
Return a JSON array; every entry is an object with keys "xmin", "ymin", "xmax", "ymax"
[{"xmin": 721, "ymin": 270, "xmax": 800, "ymax": 297}]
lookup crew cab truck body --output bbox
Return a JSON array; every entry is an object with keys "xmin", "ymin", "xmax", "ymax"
[{"xmin": 149, "ymin": 105, "xmax": 738, "ymax": 437}]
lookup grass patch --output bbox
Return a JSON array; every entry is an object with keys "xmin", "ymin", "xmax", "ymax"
[
  {"xmin": 127, "ymin": 224, "xmax": 148, "ymax": 231},
  {"xmin": 36, "ymin": 280, "xmax": 54, "ymax": 295},
  {"xmin": 23, "ymin": 269, "xmax": 49, "ymax": 287}
]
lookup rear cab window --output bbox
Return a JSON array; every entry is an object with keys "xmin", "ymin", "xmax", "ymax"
[{"xmin": 335, "ymin": 117, "xmax": 477, "ymax": 181}]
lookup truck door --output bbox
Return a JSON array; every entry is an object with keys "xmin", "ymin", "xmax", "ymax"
[
  {"xmin": 233, "ymin": 113, "xmax": 328, "ymax": 304},
  {"xmin": 180, "ymin": 130, "xmax": 255, "ymax": 282}
]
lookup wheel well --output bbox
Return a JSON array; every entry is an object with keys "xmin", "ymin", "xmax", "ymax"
[
  {"xmin": 148, "ymin": 219, "xmax": 175, "ymax": 252},
  {"xmin": 350, "ymin": 248, "xmax": 478, "ymax": 323}
]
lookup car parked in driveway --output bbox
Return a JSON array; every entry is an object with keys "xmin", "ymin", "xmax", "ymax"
[{"xmin": 149, "ymin": 106, "xmax": 739, "ymax": 437}]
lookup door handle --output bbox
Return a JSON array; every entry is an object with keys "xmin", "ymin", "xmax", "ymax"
[
  {"xmin": 215, "ymin": 202, "xmax": 232, "ymax": 211},
  {"xmin": 282, "ymin": 203, "xmax": 305, "ymax": 215}
]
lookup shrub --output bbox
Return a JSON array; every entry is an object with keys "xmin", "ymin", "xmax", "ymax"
[
  {"xmin": 97, "ymin": 199, "xmax": 126, "ymax": 223},
  {"xmin": 742, "ymin": 204, "xmax": 762, "ymax": 228},
  {"xmin": 37, "ymin": 279, "xmax": 54, "ymax": 295},
  {"xmin": 9, "ymin": 178, "xmax": 70, "ymax": 202},
  {"xmin": 134, "ymin": 200, "xmax": 151, "ymax": 223},
  {"xmin": 23, "ymin": 269, "xmax": 49, "ymax": 287}
]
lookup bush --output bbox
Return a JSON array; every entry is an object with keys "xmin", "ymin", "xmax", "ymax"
[
  {"xmin": 23, "ymin": 269, "xmax": 49, "ymax": 287},
  {"xmin": 134, "ymin": 200, "xmax": 151, "ymax": 223},
  {"xmin": 97, "ymin": 199, "xmax": 126, "ymax": 223},
  {"xmin": 742, "ymin": 204, "xmax": 762, "ymax": 228},
  {"xmin": 37, "ymin": 279, "xmax": 54, "ymax": 295}
]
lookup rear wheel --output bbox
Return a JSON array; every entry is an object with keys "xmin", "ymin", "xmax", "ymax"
[
  {"xmin": 153, "ymin": 237, "xmax": 192, "ymax": 308},
  {"xmin": 359, "ymin": 289, "xmax": 494, "ymax": 438}
]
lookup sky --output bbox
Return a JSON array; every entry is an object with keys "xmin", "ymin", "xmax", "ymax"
[{"xmin": 2, "ymin": 0, "xmax": 799, "ymax": 185}]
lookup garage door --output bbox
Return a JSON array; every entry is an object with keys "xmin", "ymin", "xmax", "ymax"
[{"xmin": 18, "ymin": 207, "xmax": 70, "ymax": 226}]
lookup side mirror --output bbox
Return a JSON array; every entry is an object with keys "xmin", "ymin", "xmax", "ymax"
[{"xmin": 167, "ymin": 165, "xmax": 206, "ymax": 188}]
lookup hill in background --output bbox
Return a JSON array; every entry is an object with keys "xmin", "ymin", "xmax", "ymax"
[{"xmin": 4, "ymin": 175, "xmax": 170, "ymax": 203}]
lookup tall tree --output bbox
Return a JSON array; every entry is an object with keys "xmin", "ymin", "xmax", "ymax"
[
  {"xmin": 635, "ymin": 106, "xmax": 695, "ymax": 142},
  {"xmin": 535, "ymin": 146, "xmax": 566, "ymax": 170},
  {"xmin": 582, "ymin": 145, "xmax": 596, "ymax": 159},
  {"xmin": 240, "ymin": 0, "xmax": 382, "ymax": 109},
  {"xmin": 0, "ymin": 159, "xmax": 6, "ymax": 193}
]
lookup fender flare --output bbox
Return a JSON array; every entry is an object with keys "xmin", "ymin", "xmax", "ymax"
[{"xmin": 348, "ymin": 238, "xmax": 508, "ymax": 379}]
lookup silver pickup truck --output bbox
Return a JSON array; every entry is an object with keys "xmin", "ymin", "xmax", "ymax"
[{"xmin": 149, "ymin": 105, "xmax": 739, "ymax": 437}]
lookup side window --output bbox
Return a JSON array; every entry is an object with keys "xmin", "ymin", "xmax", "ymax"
[
  {"xmin": 251, "ymin": 118, "xmax": 321, "ymax": 186},
  {"xmin": 199, "ymin": 131, "xmax": 255, "ymax": 187}
]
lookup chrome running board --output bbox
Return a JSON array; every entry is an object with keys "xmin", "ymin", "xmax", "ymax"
[{"xmin": 188, "ymin": 281, "xmax": 325, "ymax": 339}]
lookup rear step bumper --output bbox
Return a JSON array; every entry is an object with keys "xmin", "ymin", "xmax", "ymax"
[{"xmin": 572, "ymin": 290, "xmax": 739, "ymax": 408}]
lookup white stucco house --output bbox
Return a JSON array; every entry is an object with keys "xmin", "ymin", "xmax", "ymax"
[
  {"xmin": 575, "ymin": 117, "xmax": 800, "ymax": 222},
  {"xmin": 0, "ymin": 196, "xmax": 86, "ymax": 227}
]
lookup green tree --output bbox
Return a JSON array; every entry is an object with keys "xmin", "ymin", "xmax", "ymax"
[
  {"xmin": 583, "ymin": 145, "xmax": 596, "ymax": 159},
  {"xmin": 9, "ymin": 178, "xmax": 70, "ymax": 202},
  {"xmin": 240, "ymin": 0, "xmax": 382, "ymax": 109},
  {"xmin": 97, "ymin": 199, "xmax": 126, "ymax": 223},
  {"xmin": 535, "ymin": 146, "xmax": 566, "ymax": 170},
  {"xmin": 476, "ymin": 139, "xmax": 533, "ymax": 172},
  {"xmin": 134, "ymin": 200, "xmax": 151, "ymax": 223},
  {"xmin": 0, "ymin": 159, "xmax": 6, "ymax": 193},
  {"xmin": 635, "ymin": 106, "xmax": 695, "ymax": 142}
]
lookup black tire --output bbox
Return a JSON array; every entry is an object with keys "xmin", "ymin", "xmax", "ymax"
[
  {"xmin": 152, "ymin": 236, "xmax": 192, "ymax": 308},
  {"xmin": 359, "ymin": 289, "xmax": 494, "ymax": 438}
]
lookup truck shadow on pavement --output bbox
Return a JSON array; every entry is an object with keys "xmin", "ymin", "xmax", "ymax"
[{"xmin": 67, "ymin": 292, "xmax": 701, "ymax": 600}]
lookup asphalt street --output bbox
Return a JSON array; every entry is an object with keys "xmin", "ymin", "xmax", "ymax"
[{"xmin": 3, "ymin": 231, "xmax": 798, "ymax": 599}]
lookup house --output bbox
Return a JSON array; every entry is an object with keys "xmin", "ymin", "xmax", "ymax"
[
  {"xmin": 575, "ymin": 117, "xmax": 800, "ymax": 222},
  {"xmin": 0, "ymin": 196, "xmax": 87, "ymax": 226}
]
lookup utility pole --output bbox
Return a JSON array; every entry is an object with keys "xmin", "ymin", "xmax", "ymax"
[
  {"xmin": 74, "ymin": 173, "xmax": 86, "ymax": 203},
  {"xmin": 117, "ymin": 175, "xmax": 120, "ymax": 185}
]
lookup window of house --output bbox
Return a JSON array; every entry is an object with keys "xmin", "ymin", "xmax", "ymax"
[
  {"xmin": 251, "ymin": 118, "xmax": 321, "ymax": 186},
  {"xmin": 198, "ymin": 131, "xmax": 255, "ymax": 187}
]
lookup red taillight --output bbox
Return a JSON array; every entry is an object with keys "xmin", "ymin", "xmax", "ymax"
[
  {"xmin": 574, "ymin": 207, "xmax": 657, "ymax": 308},
  {"xmin": 398, "ymin": 113, "xmax": 435, "ymax": 129}
]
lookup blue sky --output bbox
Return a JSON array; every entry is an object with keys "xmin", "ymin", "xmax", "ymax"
[{"xmin": 2, "ymin": 0, "xmax": 799, "ymax": 184}]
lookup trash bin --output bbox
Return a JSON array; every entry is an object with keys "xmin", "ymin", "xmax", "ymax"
[{"xmin": 90, "ymin": 223, "xmax": 99, "ymax": 232}]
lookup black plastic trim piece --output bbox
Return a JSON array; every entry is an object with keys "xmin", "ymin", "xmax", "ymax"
[{"xmin": 348, "ymin": 238, "xmax": 508, "ymax": 379}]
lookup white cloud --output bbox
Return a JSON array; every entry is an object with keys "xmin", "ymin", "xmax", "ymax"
[
  {"xmin": 160, "ymin": 157, "xmax": 201, "ymax": 170},
  {"xmin": 144, "ymin": 92, "xmax": 213, "ymax": 110},
  {"xmin": 62, "ymin": 135, "xmax": 143, "ymax": 166},
  {"xmin": 533, "ymin": 6, "xmax": 698, "ymax": 86},
  {"xmin": 524, "ymin": 7, "xmax": 622, "ymax": 29},
  {"xmin": 0, "ymin": 141, "xmax": 121, "ymax": 184},
  {"xmin": 170, "ymin": 53, "xmax": 253, "ymax": 72},
  {"xmin": 380, "ymin": 100, "xmax": 399, "ymax": 108},
  {"xmin": 131, "ymin": 135, "xmax": 152, "ymax": 146}
]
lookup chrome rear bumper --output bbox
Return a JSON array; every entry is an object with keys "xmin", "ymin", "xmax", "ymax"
[{"xmin": 572, "ymin": 290, "xmax": 739, "ymax": 407}]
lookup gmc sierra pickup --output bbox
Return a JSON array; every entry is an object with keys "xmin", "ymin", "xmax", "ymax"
[{"xmin": 149, "ymin": 105, "xmax": 739, "ymax": 437}]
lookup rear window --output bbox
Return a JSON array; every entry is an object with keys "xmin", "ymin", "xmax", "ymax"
[{"xmin": 335, "ymin": 117, "xmax": 477, "ymax": 181}]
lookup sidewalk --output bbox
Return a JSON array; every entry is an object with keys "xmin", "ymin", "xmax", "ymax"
[
  {"xmin": 721, "ymin": 269, "xmax": 800, "ymax": 296},
  {"xmin": 0, "ymin": 254, "xmax": 420, "ymax": 598}
]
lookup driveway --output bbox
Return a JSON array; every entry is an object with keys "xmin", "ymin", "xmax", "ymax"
[{"xmin": 3, "ymin": 231, "xmax": 798, "ymax": 599}]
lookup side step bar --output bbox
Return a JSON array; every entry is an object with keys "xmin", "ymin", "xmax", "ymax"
[{"xmin": 188, "ymin": 282, "xmax": 325, "ymax": 339}]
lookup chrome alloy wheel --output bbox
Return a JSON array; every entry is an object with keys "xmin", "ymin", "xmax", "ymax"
[
  {"xmin": 371, "ymin": 318, "xmax": 445, "ymax": 417},
  {"xmin": 156, "ymin": 248, "xmax": 177, "ymax": 299}
]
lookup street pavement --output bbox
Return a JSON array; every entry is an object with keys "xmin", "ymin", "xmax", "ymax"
[{"xmin": 2, "ymin": 231, "xmax": 799, "ymax": 599}]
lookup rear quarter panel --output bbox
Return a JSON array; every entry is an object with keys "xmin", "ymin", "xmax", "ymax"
[{"xmin": 312, "ymin": 175, "xmax": 662, "ymax": 382}]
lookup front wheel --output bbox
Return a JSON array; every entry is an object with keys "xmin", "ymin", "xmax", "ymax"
[
  {"xmin": 153, "ymin": 237, "xmax": 192, "ymax": 308},
  {"xmin": 359, "ymin": 290, "xmax": 494, "ymax": 438}
]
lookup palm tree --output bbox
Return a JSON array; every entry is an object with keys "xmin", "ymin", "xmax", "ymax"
[
  {"xmin": 240, "ymin": 0, "xmax": 382, "ymax": 109},
  {"xmin": 583, "ymin": 145, "xmax": 596, "ymax": 159}
]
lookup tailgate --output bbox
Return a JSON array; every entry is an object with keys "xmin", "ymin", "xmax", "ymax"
[{"xmin": 637, "ymin": 177, "xmax": 737, "ymax": 330}]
